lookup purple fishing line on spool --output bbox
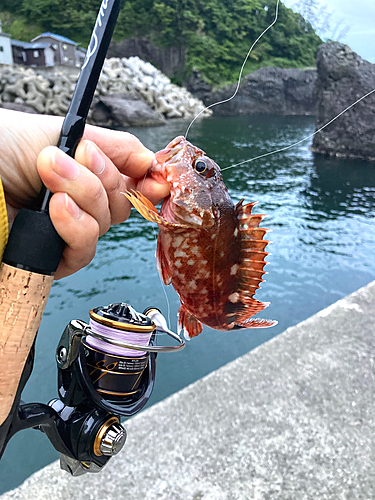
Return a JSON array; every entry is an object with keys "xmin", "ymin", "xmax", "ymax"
[{"xmin": 86, "ymin": 318, "xmax": 153, "ymax": 357}]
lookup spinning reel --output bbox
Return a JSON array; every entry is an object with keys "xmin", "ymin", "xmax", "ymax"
[{"xmin": 2, "ymin": 303, "xmax": 184, "ymax": 475}]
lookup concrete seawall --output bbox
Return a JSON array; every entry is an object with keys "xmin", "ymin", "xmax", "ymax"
[{"xmin": 1, "ymin": 281, "xmax": 374, "ymax": 499}]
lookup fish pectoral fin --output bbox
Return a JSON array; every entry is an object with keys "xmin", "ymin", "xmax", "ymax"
[
  {"xmin": 233, "ymin": 318, "xmax": 278, "ymax": 329},
  {"xmin": 123, "ymin": 190, "xmax": 186, "ymax": 228},
  {"xmin": 178, "ymin": 305, "xmax": 203, "ymax": 340}
]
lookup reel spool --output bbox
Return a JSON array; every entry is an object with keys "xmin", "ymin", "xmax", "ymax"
[
  {"xmin": 57, "ymin": 303, "xmax": 185, "ymax": 415},
  {"xmin": 82, "ymin": 303, "xmax": 184, "ymax": 399}
]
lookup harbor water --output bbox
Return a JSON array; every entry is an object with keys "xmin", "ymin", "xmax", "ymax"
[{"xmin": 1, "ymin": 115, "xmax": 375, "ymax": 494}]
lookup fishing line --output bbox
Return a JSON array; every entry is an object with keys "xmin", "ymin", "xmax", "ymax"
[
  {"xmin": 221, "ymin": 87, "xmax": 375, "ymax": 172},
  {"xmin": 124, "ymin": 155, "xmax": 172, "ymax": 329},
  {"xmin": 87, "ymin": 316, "xmax": 153, "ymax": 357},
  {"xmin": 184, "ymin": 0, "xmax": 280, "ymax": 140},
  {"xmin": 152, "ymin": 224, "xmax": 172, "ymax": 331}
]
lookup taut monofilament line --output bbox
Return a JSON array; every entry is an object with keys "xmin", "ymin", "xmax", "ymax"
[{"xmin": 221, "ymin": 87, "xmax": 375, "ymax": 172}]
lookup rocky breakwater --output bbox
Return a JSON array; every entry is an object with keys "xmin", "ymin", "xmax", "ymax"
[
  {"xmin": 311, "ymin": 42, "xmax": 375, "ymax": 161},
  {"xmin": 188, "ymin": 67, "xmax": 317, "ymax": 116},
  {"xmin": 0, "ymin": 56, "xmax": 211, "ymax": 127}
]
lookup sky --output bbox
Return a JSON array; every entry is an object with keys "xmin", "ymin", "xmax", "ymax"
[{"xmin": 283, "ymin": 0, "xmax": 375, "ymax": 63}]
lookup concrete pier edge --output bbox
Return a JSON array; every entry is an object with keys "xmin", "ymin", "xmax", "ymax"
[{"xmin": 1, "ymin": 281, "xmax": 374, "ymax": 499}]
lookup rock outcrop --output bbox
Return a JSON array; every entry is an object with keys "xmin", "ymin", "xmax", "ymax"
[
  {"xmin": 91, "ymin": 93, "xmax": 165, "ymax": 128},
  {"xmin": 108, "ymin": 38, "xmax": 186, "ymax": 79},
  {"xmin": 188, "ymin": 67, "xmax": 317, "ymax": 116},
  {"xmin": 311, "ymin": 42, "xmax": 375, "ymax": 161},
  {"xmin": 0, "ymin": 57, "xmax": 211, "ymax": 127}
]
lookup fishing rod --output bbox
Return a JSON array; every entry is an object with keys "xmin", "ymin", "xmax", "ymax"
[{"xmin": 0, "ymin": 0, "xmax": 122, "ymax": 456}]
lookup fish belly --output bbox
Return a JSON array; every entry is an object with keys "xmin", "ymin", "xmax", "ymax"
[{"xmin": 159, "ymin": 221, "xmax": 241, "ymax": 330}]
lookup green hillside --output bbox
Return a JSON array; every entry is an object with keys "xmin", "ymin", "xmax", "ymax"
[{"xmin": 0, "ymin": 0, "xmax": 322, "ymax": 85}]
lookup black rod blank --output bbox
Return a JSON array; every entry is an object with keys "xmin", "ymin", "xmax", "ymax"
[{"xmin": 40, "ymin": 0, "xmax": 122, "ymax": 212}]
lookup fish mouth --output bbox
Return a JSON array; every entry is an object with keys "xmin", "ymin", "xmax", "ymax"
[
  {"xmin": 154, "ymin": 136, "xmax": 186, "ymax": 166},
  {"xmin": 150, "ymin": 136, "xmax": 188, "ymax": 184},
  {"xmin": 150, "ymin": 135, "xmax": 206, "ymax": 185},
  {"xmin": 153, "ymin": 136, "xmax": 206, "ymax": 169}
]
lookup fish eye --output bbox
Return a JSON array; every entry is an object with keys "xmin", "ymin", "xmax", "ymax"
[{"xmin": 193, "ymin": 159, "xmax": 208, "ymax": 174}]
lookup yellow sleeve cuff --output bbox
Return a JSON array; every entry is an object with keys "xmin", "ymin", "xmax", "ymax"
[{"xmin": 0, "ymin": 179, "xmax": 9, "ymax": 261}]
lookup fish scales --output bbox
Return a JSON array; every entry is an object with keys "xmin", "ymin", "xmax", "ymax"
[{"xmin": 125, "ymin": 136, "xmax": 277, "ymax": 339}]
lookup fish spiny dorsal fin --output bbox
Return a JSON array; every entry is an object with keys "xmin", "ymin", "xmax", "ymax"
[
  {"xmin": 233, "ymin": 201, "xmax": 275, "ymax": 325},
  {"xmin": 235, "ymin": 198, "xmax": 245, "ymax": 212}
]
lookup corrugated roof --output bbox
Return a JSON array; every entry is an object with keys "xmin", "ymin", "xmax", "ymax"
[
  {"xmin": 11, "ymin": 40, "xmax": 51, "ymax": 50},
  {"xmin": 32, "ymin": 32, "xmax": 78, "ymax": 45}
]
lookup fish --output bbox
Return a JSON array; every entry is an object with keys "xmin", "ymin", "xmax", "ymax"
[{"xmin": 125, "ymin": 135, "xmax": 277, "ymax": 339}]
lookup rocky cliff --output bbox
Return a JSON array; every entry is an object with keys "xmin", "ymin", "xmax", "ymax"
[
  {"xmin": 108, "ymin": 37, "xmax": 318, "ymax": 117},
  {"xmin": 311, "ymin": 42, "xmax": 375, "ymax": 161},
  {"xmin": 108, "ymin": 38, "xmax": 186, "ymax": 79},
  {"xmin": 188, "ymin": 67, "xmax": 317, "ymax": 116}
]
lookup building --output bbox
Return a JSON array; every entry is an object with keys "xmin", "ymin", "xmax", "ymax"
[
  {"xmin": 0, "ymin": 21, "xmax": 14, "ymax": 65},
  {"xmin": 11, "ymin": 40, "xmax": 54, "ymax": 67},
  {"xmin": 10, "ymin": 32, "xmax": 84, "ymax": 68},
  {"xmin": 31, "ymin": 32, "xmax": 79, "ymax": 67}
]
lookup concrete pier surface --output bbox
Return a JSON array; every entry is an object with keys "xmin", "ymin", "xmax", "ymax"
[{"xmin": 1, "ymin": 281, "xmax": 374, "ymax": 500}]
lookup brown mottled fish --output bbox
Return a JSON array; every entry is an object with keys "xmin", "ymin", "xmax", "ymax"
[{"xmin": 125, "ymin": 136, "xmax": 277, "ymax": 339}]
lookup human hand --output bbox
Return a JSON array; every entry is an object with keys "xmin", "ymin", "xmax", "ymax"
[{"xmin": 0, "ymin": 109, "xmax": 170, "ymax": 279}]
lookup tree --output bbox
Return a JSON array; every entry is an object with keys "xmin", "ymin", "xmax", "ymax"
[{"xmin": 1, "ymin": 0, "xmax": 323, "ymax": 84}]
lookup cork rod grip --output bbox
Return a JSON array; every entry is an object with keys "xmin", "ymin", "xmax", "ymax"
[{"xmin": 0, "ymin": 263, "xmax": 54, "ymax": 425}]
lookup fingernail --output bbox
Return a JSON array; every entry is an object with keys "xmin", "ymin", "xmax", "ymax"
[
  {"xmin": 52, "ymin": 150, "xmax": 79, "ymax": 180},
  {"xmin": 65, "ymin": 193, "xmax": 82, "ymax": 219},
  {"xmin": 89, "ymin": 143, "xmax": 106, "ymax": 175}
]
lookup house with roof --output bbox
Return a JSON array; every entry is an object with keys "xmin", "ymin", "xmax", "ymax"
[
  {"xmin": 11, "ymin": 40, "xmax": 54, "ymax": 67},
  {"xmin": 31, "ymin": 32, "xmax": 79, "ymax": 66},
  {"xmin": 0, "ymin": 22, "xmax": 13, "ymax": 65},
  {"xmin": 10, "ymin": 32, "xmax": 83, "ymax": 68}
]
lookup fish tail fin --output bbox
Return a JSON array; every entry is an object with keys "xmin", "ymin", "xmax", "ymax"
[{"xmin": 234, "ymin": 318, "xmax": 278, "ymax": 329}]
